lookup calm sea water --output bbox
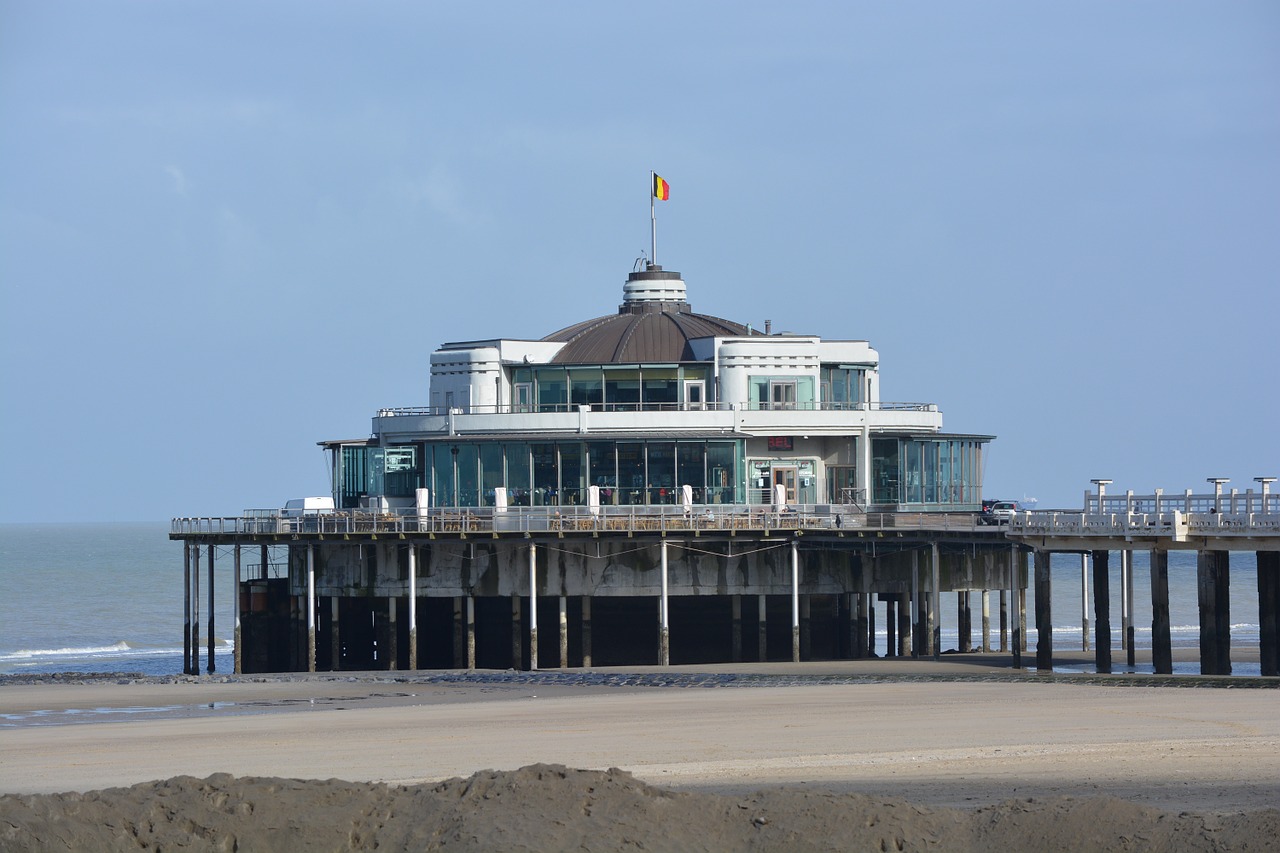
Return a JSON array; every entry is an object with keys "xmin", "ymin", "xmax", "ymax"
[{"xmin": 0, "ymin": 523, "xmax": 1264, "ymax": 677}]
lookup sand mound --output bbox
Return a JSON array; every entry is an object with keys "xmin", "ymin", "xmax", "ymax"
[{"xmin": 2, "ymin": 764, "xmax": 1276, "ymax": 852}]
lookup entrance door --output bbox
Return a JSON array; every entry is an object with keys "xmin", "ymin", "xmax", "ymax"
[{"xmin": 772, "ymin": 467, "xmax": 798, "ymax": 505}]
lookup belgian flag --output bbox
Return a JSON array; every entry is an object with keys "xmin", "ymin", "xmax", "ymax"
[{"xmin": 653, "ymin": 174, "xmax": 670, "ymax": 201}]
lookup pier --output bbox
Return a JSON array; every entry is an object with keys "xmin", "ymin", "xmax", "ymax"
[
  {"xmin": 1008, "ymin": 478, "xmax": 1280, "ymax": 677},
  {"xmin": 171, "ymin": 477, "xmax": 1280, "ymax": 678},
  {"xmin": 171, "ymin": 507, "xmax": 1027, "ymax": 676}
]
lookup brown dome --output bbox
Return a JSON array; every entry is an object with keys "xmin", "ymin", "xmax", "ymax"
[{"xmin": 541, "ymin": 268, "xmax": 752, "ymax": 364}]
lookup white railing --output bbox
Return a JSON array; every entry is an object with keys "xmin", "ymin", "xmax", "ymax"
[
  {"xmin": 172, "ymin": 506, "xmax": 994, "ymax": 537},
  {"xmin": 375, "ymin": 401, "xmax": 937, "ymax": 418},
  {"xmin": 1009, "ymin": 510, "xmax": 1280, "ymax": 542}
]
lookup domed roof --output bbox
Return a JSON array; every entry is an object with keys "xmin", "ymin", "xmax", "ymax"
[{"xmin": 541, "ymin": 267, "xmax": 753, "ymax": 364}]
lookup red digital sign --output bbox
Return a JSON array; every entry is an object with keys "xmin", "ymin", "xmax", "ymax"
[{"xmin": 767, "ymin": 436, "xmax": 793, "ymax": 451}]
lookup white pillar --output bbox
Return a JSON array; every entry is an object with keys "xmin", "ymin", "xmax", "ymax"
[
  {"xmin": 307, "ymin": 545, "xmax": 316, "ymax": 673},
  {"xmin": 408, "ymin": 545, "xmax": 418, "ymax": 670},
  {"xmin": 981, "ymin": 588, "xmax": 991, "ymax": 653},
  {"xmin": 660, "ymin": 539, "xmax": 670, "ymax": 666},
  {"xmin": 1120, "ymin": 549, "xmax": 1130, "ymax": 651},
  {"xmin": 1081, "ymin": 552, "xmax": 1091, "ymax": 652},
  {"xmin": 528, "ymin": 544, "xmax": 538, "ymax": 671},
  {"xmin": 1009, "ymin": 543, "xmax": 1021, "ymax": 669},
  {"xmin": 233, "ymin": 545, "xmax": 242, "ymax": 675},
  {"xmin": 791, "ymin": 539, "xmax": 800, "ymax": 663}
]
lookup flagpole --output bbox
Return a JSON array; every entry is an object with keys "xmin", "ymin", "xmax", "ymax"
[{"xmin": 650, "ymin": 170, "xmax": 657, "ymax": 267}]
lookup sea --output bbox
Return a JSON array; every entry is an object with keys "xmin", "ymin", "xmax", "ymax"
[{"xmin": 0, "ymin": 522, "xmax": 1265, "ymax": 677}]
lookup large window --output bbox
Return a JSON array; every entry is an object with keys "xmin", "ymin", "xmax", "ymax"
[
  {"xmin": 871, "ymin": 438, "xmax": 985, "ymax": 508},
  {"xmin": 642, "ymin": 368, "xmax": 679, "ymax": 409},
  {"xmin": 418, "ymin": 439, "xmax": 741, "ymax": 507},
  {"xmin": 820, "ymin": 366, "xmax": 865, "ymax": 409}
]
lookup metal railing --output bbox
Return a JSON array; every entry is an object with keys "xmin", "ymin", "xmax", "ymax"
[
  {"xmin": 374, "ymin": 401, "xmax": 937, "ymax": 417},
  {"xmin": 172, "ymin": 506, "xmax": 994, "ymax": 537}
]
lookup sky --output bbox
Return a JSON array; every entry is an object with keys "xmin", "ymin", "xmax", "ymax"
[{"xmin": 1, "ymin": 1, "xmax": 1277, "ymax": 522}]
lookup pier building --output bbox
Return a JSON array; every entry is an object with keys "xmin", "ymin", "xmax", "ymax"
[{"xmin": 173, "ymin": 262, "xmax": 1025, "ymax": 675}]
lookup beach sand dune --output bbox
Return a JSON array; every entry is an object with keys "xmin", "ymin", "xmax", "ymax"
[
  {"xmin": 3, "ymin": 764, "xmax": 1277, "ymax": 852},
  {"xmin": 2, "ymin": 666, "xmax": 1278, "ymax": 850}
]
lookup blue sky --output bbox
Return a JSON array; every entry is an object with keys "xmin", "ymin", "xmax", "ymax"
[{"xmin": 1, "ymin": 1, "xmax": 1276, "ymax": 522}]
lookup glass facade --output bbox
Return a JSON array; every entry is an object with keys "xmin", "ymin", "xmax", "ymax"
[
  {"xmin": 819, "ymin": 366, "xmax": 865, "ymax": 408},
  {"xmin": 512, "ymin": 365, "xmax": 712, "ymax": 413},
  {"xmin": 345, "ymin": 440, "xmax": 746, "ymax": 507},
  {"xmin": 871, "ymin": 437, "xmax": 984, "ymax": 509}
]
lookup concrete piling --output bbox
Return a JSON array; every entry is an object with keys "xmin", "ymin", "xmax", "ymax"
[
  {"xmin": 1150, "ymin": 549, "xmax": 1172, "ymax": 674},
  {"xmin": 1197, "ymin": 550, "xmax": 1231, "ymax": 676},
  {"xmin": 1034, "ymin": 550, "xmax": 1052, "ymax": 671},
  {"xmin": 1092, "ymin": 549, "xmax": 1111, "ymax": 674},
  {"xmin": 1259, "ymin": 551, "xmax": 1279, "ymax": 677}
]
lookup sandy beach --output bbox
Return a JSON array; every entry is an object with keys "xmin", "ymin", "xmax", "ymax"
[{"xmin": 2, "ymin": 656, "xmax": 1278, "ymax": 850}]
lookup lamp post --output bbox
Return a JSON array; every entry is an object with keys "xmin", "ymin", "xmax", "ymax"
[
  {"xmin": 1255, "ymin": 476, "xmax": 1276, "ymax": 514},
  {"xmin": 1207, "ymin": 477, "xmax": 1230, "ymax": 513},
  {"xmin": 1090, "ymin": 479, "xmax": 1112, "ymax": 514}
]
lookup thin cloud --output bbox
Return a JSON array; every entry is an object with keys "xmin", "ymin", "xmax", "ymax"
[{"xmin": 163, "ymin": 165, "xmax": 188, "ymax": 195}]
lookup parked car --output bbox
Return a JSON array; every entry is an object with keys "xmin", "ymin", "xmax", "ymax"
[
  {"xmin": 978, "ymin": 499, "xmax": 1000, "ymax": 525},
  {"xmin": 988, "ymin": 500, "xmax": 1020, "ymax": 525}
]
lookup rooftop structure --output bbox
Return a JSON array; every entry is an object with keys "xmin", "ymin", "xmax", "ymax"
[{"xmin": 330, "ymin": 263, "xmax": 992, "ymax": 515}]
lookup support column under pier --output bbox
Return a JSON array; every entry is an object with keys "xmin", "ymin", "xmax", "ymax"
[
  {"xmin": 1150, "ymin": 549, "xmax": 1172, "ymax": 675},
  {"xmin": 930, "ymin": 543, "xmax": 941, "ymax": 660},
  {"xmin": 1010, "ymin": 545, "xmax": 1022, "ymax": 670},
  {"xmin": 1260, "ymin": 551, "xmax": 1280, "ymax": 678},
  {"xmin": 560, "ymin": 595, "xmax": 569, "ymax": 669},
  {"xmin": 1197, "ymin": 550, "xmax": 1231, "ymax": 676},
  {"xmin": 981, "ymin": 589, "xmax": 990, "ymax": 654},
  {"xmin": 233, "ymin": 545, "xmax": 241, "ymax": 675},
  {"xmin": 998, "ymin": 589, "xmax": 1007, "ymax": 653},
  {"xmin": 581, "ymin": 596, "xmax": 592, "ymax": 668},
  {"xmin": 866, "ymin": 600, "xmax": 876, "ymax": 658},
  {"xmin": 1081, "ymin": 553, "xmax": 1091, "ymax": 652},
  {"xmin": 758, "ymin": 594, "xmax": 768, "ymax": 661},
  {"xmin": 386, "ymin": 596, "xmax": 397, "ymax": 671},
  {"xmin": 306, "ymin": 545, "xmax": 316, "ymax": 674},
  {"xmin": 958, "ymin": 591, "xmax": 972, "ymax": 654},
  {"xmin": 511, "ymin": 596, "xmax": 522, "ymax": 671},
  {"xmin": 1034, "ymin": 550, "xmax": 1052, "ymax": 671},
  {"xmin": 660, "ymin": 540, "xmax": 670, "ymax": 667},
  {"xmin": 732, "ymin": 596, "xmax": 742, "ymax": 662},
  {"xmin": 330, "ymin": 598, "xmax": 340, "ymax": 671},
  {"xmin": 207, "ymin": 544, "xmax": 215, "ymax": 674},
  {"xmin": 885, "ymin": 598, "xmax": 896, "ymax": 657},
  {"xmin": 790, "ymin": 540, "xmax": 800, "ymax": 663},
  {"xmin": 1124, "ymin": 549, "xmax": 1136, "ymax": 668},
  {"xmin": 183, "ymin": 542, "xmax": 192, "ymax": 676},
  {"xmin": 454, "ymin": 597, "xmax": 465, "ymax": 668},
  {"xmin": 529, "ymin": 545, "xmax": 538, "ymax": 672},
  {"xmin": 408, "ymin": 545, "xmax": 417, "ymax": 671},
  {"xmin": 466, "ymin": 595, "xmax": 476, "ymax": 670},
  {"xmin": 1093, "ymin": 549, "xmax": 1111, "ymax": 674},
  {"xmin": 853, "ymin": 593, "xmax": 867, "ymax": 659},
  {"xmin": 192, "ymin": 544, "xmax": 200, "ymax": 675},
  {"xmin": 897, "ymin": 592, "xmax": 910, "ymax": 657}
]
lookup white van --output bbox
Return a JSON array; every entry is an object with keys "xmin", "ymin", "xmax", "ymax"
[{"xmin": 282, "ymin": 496, "xmax": 335, "ymax": 517}]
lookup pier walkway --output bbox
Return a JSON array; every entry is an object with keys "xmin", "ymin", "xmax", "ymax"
[{"xmin": 1007, "ymin": 480, "xmax": 1280, "ymax": 678}]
